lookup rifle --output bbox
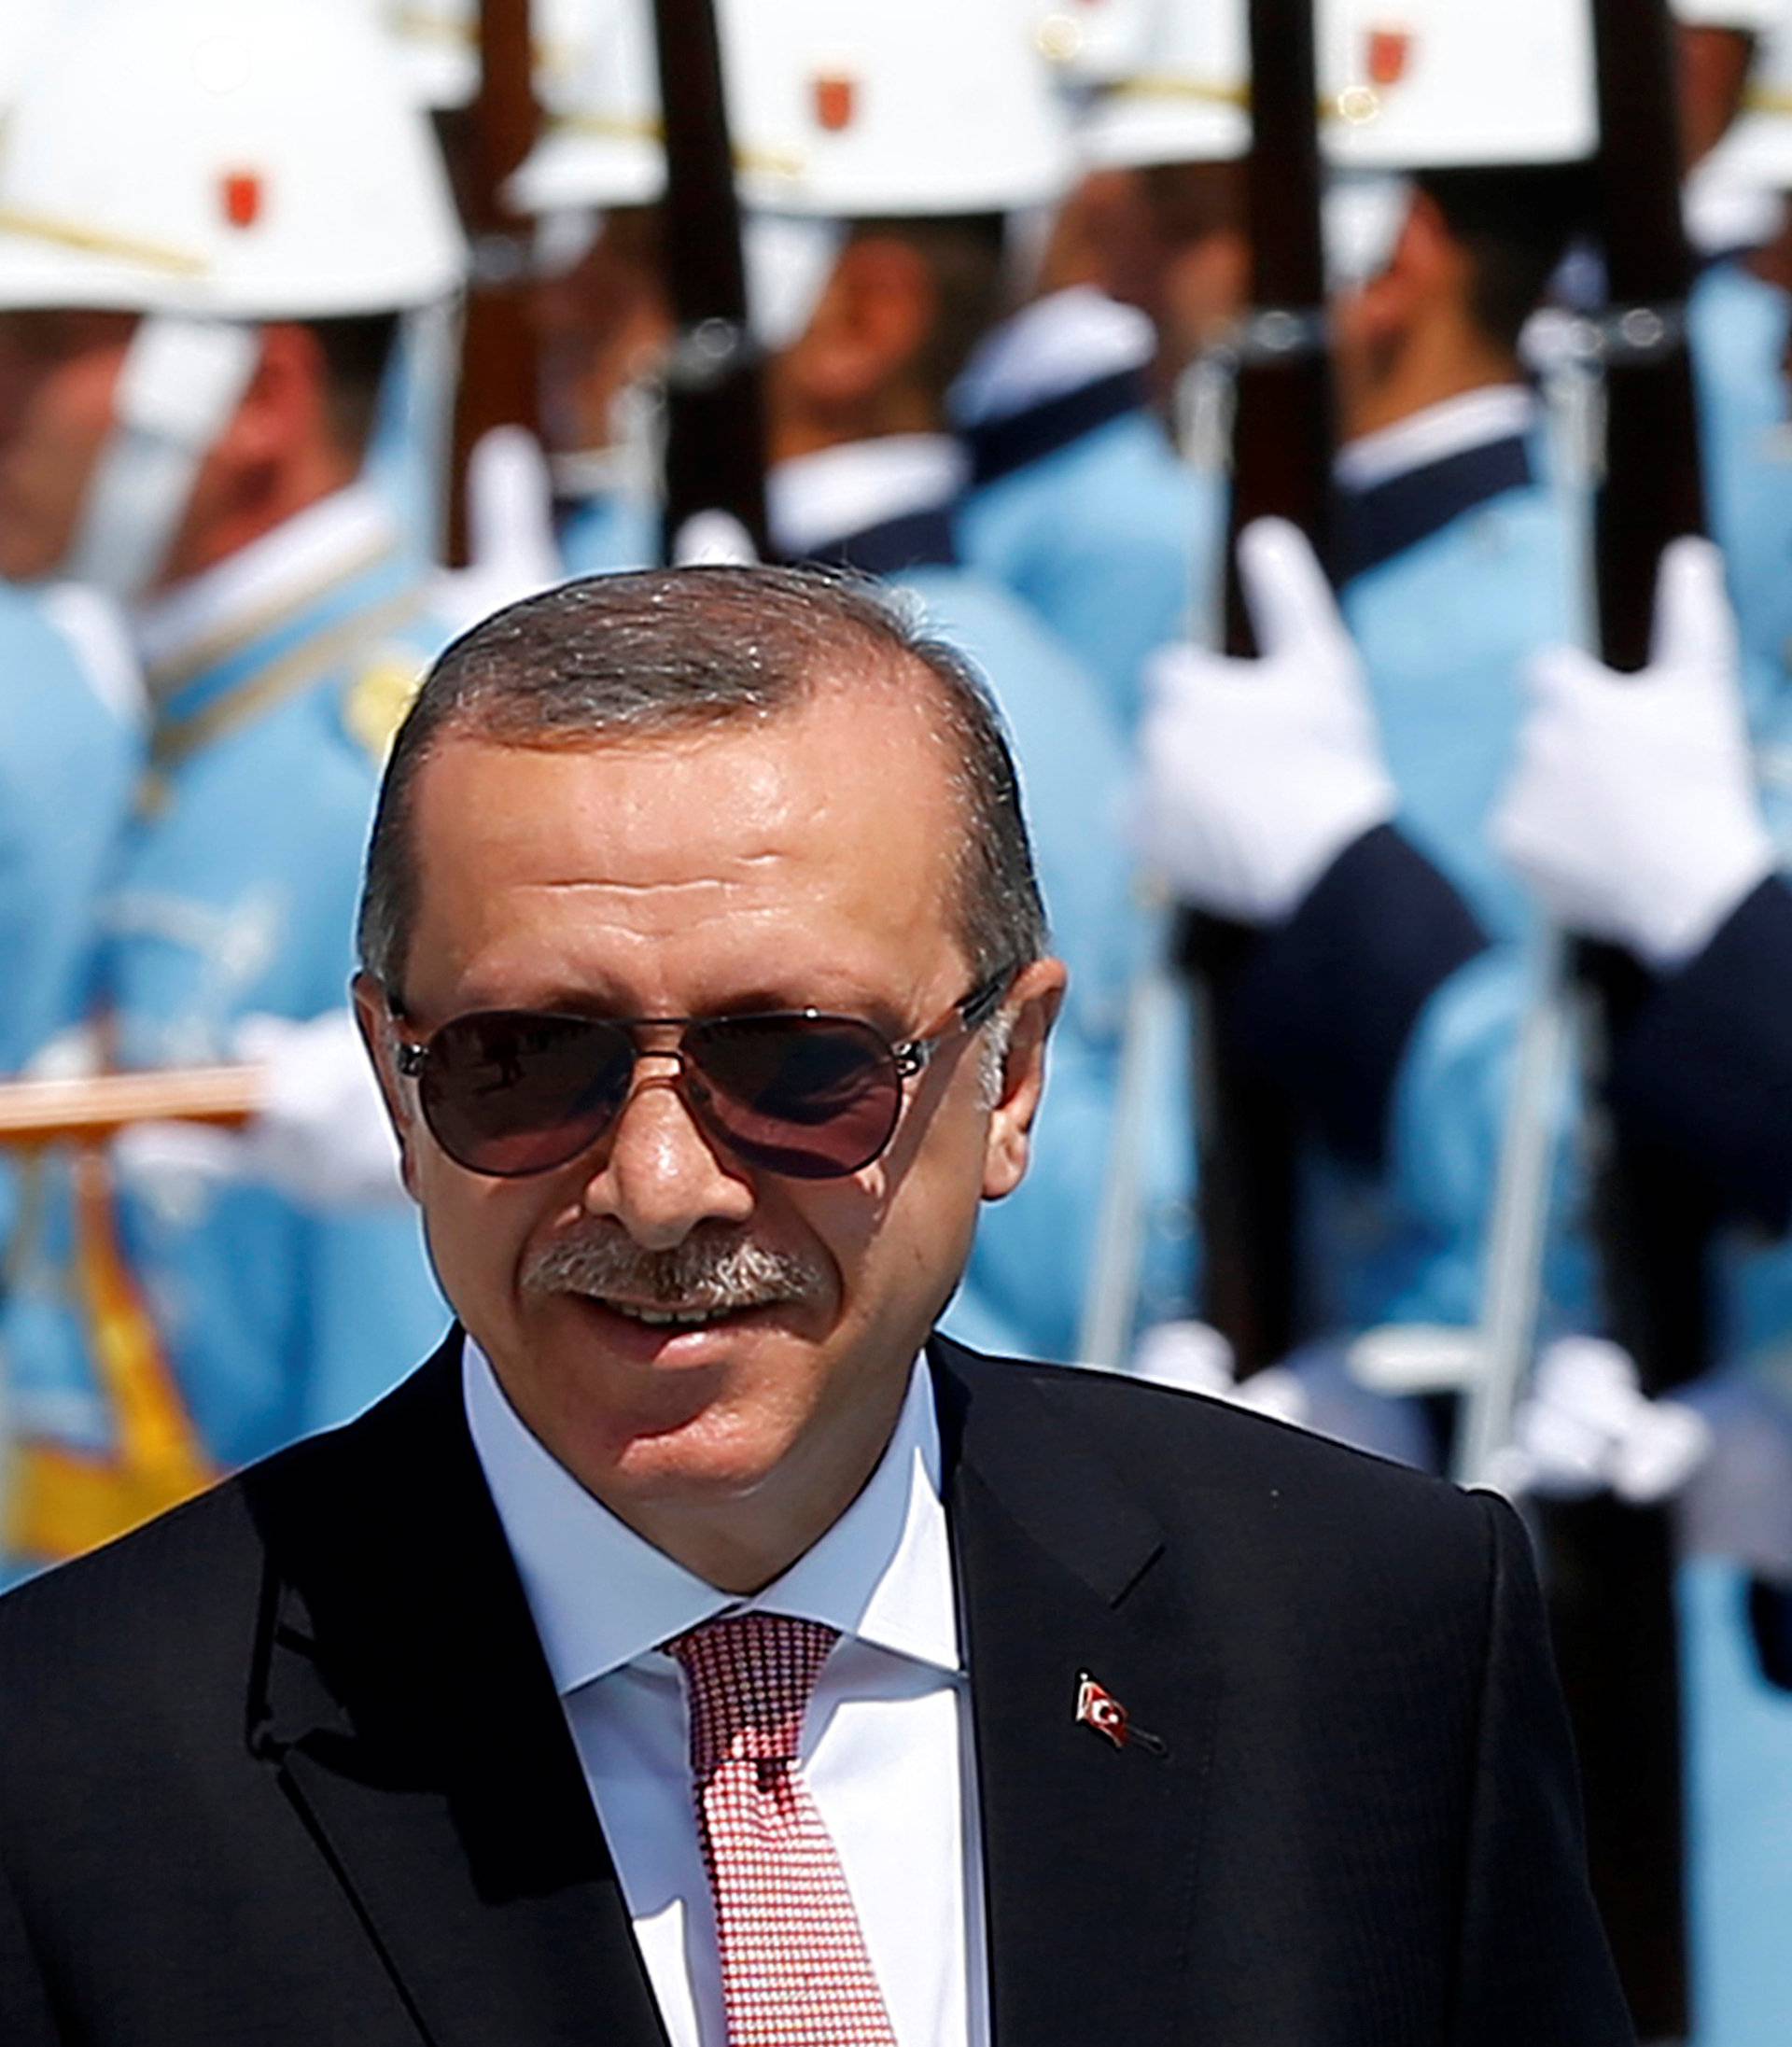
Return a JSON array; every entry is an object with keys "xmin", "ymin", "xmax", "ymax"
[
  {"xmin": 1541, "ymin": 2, "xmax": 1713, "ymax": 2031},
  {"xmin": 439, "ymin": 0, "xmax": 540, "ymax": 568},
  {"xmin": 1181, "ymin": 0, "xmax": 1333, "ymax": 1376},
  {"xmin": 648, "ymin": 0, "xmax": 769, "ymax": 562},
  {"xmin": 0, "ymin": 1069, "xmax": 260, "ymax": 1148}
]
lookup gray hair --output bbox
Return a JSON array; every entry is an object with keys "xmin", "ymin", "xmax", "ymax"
[{"xmin": 357, "ymin": 564, "xmax": 1048, "ymax": 1004}]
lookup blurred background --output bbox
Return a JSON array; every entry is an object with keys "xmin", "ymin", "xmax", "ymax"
[{"xmin": 0, "ymin": 1, "xmax": 1787, "ymax": 2039}]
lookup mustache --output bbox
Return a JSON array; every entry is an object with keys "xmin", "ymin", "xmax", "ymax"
[{"xmin": 521, "ymin": 1227, "xmax": 827, "ymax": 1312}]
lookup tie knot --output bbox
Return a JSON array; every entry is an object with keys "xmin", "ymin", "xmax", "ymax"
[{"xmin": 665, "ymin": 1612, "xmax": 839, "ymax": 1779}]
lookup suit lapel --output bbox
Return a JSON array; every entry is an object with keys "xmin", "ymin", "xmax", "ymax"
[
  {"xmin": 245, "ymin": 1333, "xmax": 668, "ymax": 2047},
  {"xmin": 932, "ymin": 1339, "xmax": 1219, "ymax": 2047}
]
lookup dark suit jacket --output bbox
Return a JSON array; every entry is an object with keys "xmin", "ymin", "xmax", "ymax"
[{"xmin": 0, "ymin": 1328, "xmax": 1632, "ymax": 2045}]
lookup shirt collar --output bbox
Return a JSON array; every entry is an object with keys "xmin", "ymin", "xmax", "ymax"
[
  {"xmin": 1334, "ymin": 385, "xmax": 1537, "ymax": 493},
  {"xmin": 767, "ymin": 435, "xmax": 969, "ymax": 562},
  {"xmin": 464, "ymin": 1335, "xmax": 963, "ymax": 1696},
  {"xmin": 950, "ymin": 286, "xmax": 1155, "ymax": 429},
  {"xmin": 131, "ymin": 481, "xmax": 399, "ymax": 689}
]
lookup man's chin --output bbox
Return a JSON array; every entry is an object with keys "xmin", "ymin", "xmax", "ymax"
[{"xmin": 560, "ymin": 1399, "xmax": 824, "ymax": 1549}]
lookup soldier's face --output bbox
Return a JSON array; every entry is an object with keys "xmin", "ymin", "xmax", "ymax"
[
  {"xmin": 364, "ymin": 687, "xmax": 1059, "ymax": 1588},
  {"xmin": 0, "ymin": 308, "xmax": 138, "ymax": 582},
  {"xmin": 533, "ymin": 208, "xmax": 671, "ymax": 459}
]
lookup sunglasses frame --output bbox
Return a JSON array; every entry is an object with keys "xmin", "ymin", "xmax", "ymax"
[{"xmin": 386, "ymin": 965, "xmax": 1016, "ymax": 1180}]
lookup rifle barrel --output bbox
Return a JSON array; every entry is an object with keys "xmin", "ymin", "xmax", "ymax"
[
  {"xmin": 650, "ymin": 0, "xmax": 769, "ymax": 558},
  {"xmin": 442, "ymin": 0, "xmax": 540, "ymax": 567},
  {"xmin": 0, "ymin": 1068, "xmax": 263, "ymax": 1147},
  {"xmin": 1187, "ymin": 0, "xmax": 1333, "ymax": 1376},
  {"xmin": 1557, "ymin": 3, "xmax": 1708, "ymax": 2031}
]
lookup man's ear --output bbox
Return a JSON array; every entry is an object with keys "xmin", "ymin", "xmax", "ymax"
[
  {"xmin": 1381, "ymin": 189, "xmax": 1463, "ymax": 314},
  {"xmin": 982, "ymin": 957, "xmax": 1068, "ymax": 1202},
  {"xmin": 207, "ymin": 322, "xmax": 329, "ymax": 471},
  {"xmin": 351, "ymin": 970, "xmax": 421, "ymax": 1200},
  {"xmin": 1341, "ymin": 188, "xmax": 1449, "ymax": 349}
]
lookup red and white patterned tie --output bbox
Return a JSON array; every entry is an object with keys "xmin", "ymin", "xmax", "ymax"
[{"xmin": 665, "ymin": 1612, "xmax": 899, "ymax": 2046}]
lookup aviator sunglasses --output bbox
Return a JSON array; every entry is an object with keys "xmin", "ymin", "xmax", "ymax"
[{"xmin": 389, "ymin": 968, "xmax": 1015, "ymax": 1181}]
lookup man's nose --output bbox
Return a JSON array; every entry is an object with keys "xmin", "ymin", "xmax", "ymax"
[{"xmin": 579, "ymin": 1059, "xmax": 756, "ymax": 1249}]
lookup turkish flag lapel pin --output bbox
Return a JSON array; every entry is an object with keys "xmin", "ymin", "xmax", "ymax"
[{"xmin": 1075, "ymin": 1672, "xmax": 1130, "ymax": 1748}]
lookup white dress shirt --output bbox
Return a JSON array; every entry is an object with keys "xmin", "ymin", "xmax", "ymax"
[{"xmin": 464, "ymin": 1339, "xmax": 990, "ymax": 2047}]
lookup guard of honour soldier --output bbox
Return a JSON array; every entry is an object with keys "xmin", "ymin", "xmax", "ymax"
[{"xmin": 0, "ymin": 0, "xmax": 1791, "ymax": 2040}]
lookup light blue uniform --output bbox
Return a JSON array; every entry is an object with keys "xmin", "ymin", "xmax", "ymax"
[
  {"xmin": 1690, "ymin": 258, "xmax": 1792, "ymax": 730},
  {"xmin": 1, "ymin": 514, "xmax": 450, "ymax": 1577},
  {"xmin": 1294, "ymin": 427, "xmax": 1583, "ymax": 1337},
  {"xmin": 557, "ymin": 491, "xmax": 659, "ymax": 579},
  {"xmin": 1320, "ymin": 435, "xmax": 1792, "ymax": 2037},
  {"xmin": 1342, "ymin": 441, "xmax": 1579, "ymax": 946},
  {"xmin": 958, "ymin": 374, "xmax": 1223, "ymax": 735},
  {"xmin": 1321, "ymin": 424, "xmax": 1792, "ymax": 2034},
  {"xmin": 1379, "ymin": 461, "xmax": 1792, "ymax": 1354},
  {"xmin": 0, "ymin": 586, "xmax": 142, "ymax": 1074}
]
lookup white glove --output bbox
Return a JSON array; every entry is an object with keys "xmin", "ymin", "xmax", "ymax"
[
  {"xmin": 1489, "ymin": 1336, "xmax": 1713, "ymax": 1504},
  {"xmin": 115, "ymin": 1012, "xmax": 406, "ymax": 1211},
  {"xmin": 670, "ymin": 510, "xmax": 759, "ymax": 567},
  {"xmin": 1127, "ymin": 1317, "xmax": 1237, "ymax": 1395},
  {"xmin": 1673, "ymin": 1374, "xmax": 1792, "ymax": 1577},
  {"xmin": 231, "ymin": 1011, "xmax": 406, "ymax": 1207},
  {"xmin": 1138, "ymin": 518, "xmax": 1397, "ymax": 924},
  {"xmin": 1492, "ymin": 538, "xmax": 1774, "ymax": 970},
  {"xmin": 430, "ymin": 426, "xmax": 565, "ymax": 635},
  {"xmin": 1127, "ymin": 1318, "xmax": 1309, "ymax": 1424}
]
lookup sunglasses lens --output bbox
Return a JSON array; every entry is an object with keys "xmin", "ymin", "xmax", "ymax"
[
  {"xmin": 690, "ymin": 1014, "xmax": 902, "ymax": 1177},
  {"xmin": 421, "ymin": 1012, "xmax": 634, "ymax": 1175}
]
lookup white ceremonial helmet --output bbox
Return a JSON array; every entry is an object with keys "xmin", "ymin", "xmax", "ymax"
[
  {"xmin": 0, "ymin": 0, "xmax": 467, "ymax": 596},
  {"xmin": 0, "ymin": 0, "xmax": 465, "ymax": 317},
  {"xmin": 1318, "ymin": 0, "xmax": 1597, "ymax": 172},
  {"xmin": 507, "ymin": 0, "xmax": 666, "ymax": 218},
  {"xmin": 723, "ymin": 0, "xmax": 1073, "ymax": 219},
  {"xmin": 0, "ymin": 0, "xmax": 58, "ymax": 110},
  {"xmin": 513, "ymin": 0, "xmax": 1073, "ymax": 220},
  {"xmin": 378, "ymin": 0, "xmax": 600, "ymax": 117},
  {"xmin": 1031, "ymin": 0, "xmax": 1158, "ymax": 92},
  {"xmin": 1315, "ymin": 1, "xmax": 1596, "ymax": 295},
  {"xmin": 379, "ymin": 0, "xmax": 479, "ymax": 112},
  {"xmin": 1072, "ymin": 0, "xmax": 1251, "ymax": 171},
  {"xmin": 1671, "ymin": 0, "xmax": 1783, "ymax": 27}
]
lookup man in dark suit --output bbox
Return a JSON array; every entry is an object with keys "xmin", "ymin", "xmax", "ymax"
[{"xmin": 0, "ymin": 566, "xmax": 1631, "ymax": 2044}]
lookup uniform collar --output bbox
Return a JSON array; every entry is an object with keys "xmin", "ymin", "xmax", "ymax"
[
  {"xmin": 463, "ymin": 1335, "xmax": 964, "ymax": 1697},
  {"xmin": 768, "ymin": 434, "xmax": 968, "ymax": 564},
  {"xmin": 1333, "ymin": 385, "xmax": 1537, "ymax": 493},
  {"xmin": 950, "ymin": 286, "xmax": 1155, "ymax": 430},
  {"xmin": 1333, "ymin": 386, "xmax": 1539, "ymax": 582},
  {"xmin": 133, "ymin": 482, "xmax": 401, "ymax": 701}
]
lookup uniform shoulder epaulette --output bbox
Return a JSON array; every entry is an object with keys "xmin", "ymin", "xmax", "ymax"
[{"xmin": 343, "ymin": 645, "xmax": 427, "ymax": 766}]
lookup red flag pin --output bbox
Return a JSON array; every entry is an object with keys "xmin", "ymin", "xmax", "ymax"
[{"xmin": 1075, "ymin": 1672, "xmax": 1130, "ymax": 1748}]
